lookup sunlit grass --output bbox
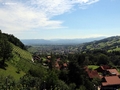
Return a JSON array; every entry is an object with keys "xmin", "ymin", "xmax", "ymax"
[
  {"xmin": 87, "ymin": 65, "xmax": 99, "ymax": 70},
  {"xmin": 0, "ymin": 62, "xmax": 25, "ymax": 81},
  {"xmin": 11, "ymin": 43, "xmax": 32, "ymax": 61}
]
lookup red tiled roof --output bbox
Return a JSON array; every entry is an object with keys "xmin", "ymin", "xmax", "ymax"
[
  {"xmin": 55, "ymin": 62, "xmax": 60, "ymax": 69},
  {"xmin": 87, "ymin": 70, "xmax": 100, "ymax": 78},
  {"xmin": 102, "ymin": 76, "xmax": 120, "ymax": 86},
  {"xmin": 63, "ymin": 63, "xmax": 67, "ymax": 67},
  {"xmin": 100, "ymin": 65, "xmax": 111, "ymax": 70},
  {"xmin": 107, "ymin": 69, "xmax": 120, "ymax": 76}
]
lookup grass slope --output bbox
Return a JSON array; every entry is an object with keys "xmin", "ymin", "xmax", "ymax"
[
  {"xmin": 0, "ymin": 43, "xmax": 33, "ymax": 81},
  {"xmin": 0, "ymin": 62, "xmax": 25, "ymax": 81},
  {"xmin": 12, "ymin": 43, "xmax": 32, "ymax": 60}
]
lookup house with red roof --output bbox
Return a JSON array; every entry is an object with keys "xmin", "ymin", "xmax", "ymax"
[
  {"xmin": 86, "ymin": 65, "xmax": 120, "ymax": 90},
  {"xmin": 85, "ymin": 67, "xmax": 100, "ymax": 79},
  {"xmin": 96, "ymin": 65, "xmax": 111, "ymax": 72},
  {"xmin": 101, "ymin": 76, "xmax": 120, "ymax": 90},
  {"xmin": 107, "ymin": 69, "xmax": 120, "ymax": 76},
  {"xmin": 87, "ymin": 70, "xmax": 100, "ymax": 79}
]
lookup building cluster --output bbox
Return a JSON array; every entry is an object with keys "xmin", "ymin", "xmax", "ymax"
[{"xmin": 86, "ymin": 65, "xmax": 120, "ymax": 90}]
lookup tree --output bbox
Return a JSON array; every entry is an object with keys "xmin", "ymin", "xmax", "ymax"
[
  {"xmin": 68, "ymin": 60, "xmax": 85, "ymax": 88},
  {"xmin": 0, "ymin": 31, "xmax": 12, "ymax": 65},
  {"xmin": 45, "ymin": 70, "xmax": 59, "ymax": 89},
  {"xmin": 92, "ymin": 77, "xmax": 101, "ymax": 86},
  {"xmin": 97, "ymin": 54, "xmax": 109, "ymax": 65}
]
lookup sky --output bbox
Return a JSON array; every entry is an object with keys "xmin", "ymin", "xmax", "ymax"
[{"xmin": 0, "ymin": 0, "xmax": 120, "ymax": 39}]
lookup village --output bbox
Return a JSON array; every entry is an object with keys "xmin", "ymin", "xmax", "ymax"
[{"xmin": 33, "ymin": 53, "xmax": 120, "ymax": 90}]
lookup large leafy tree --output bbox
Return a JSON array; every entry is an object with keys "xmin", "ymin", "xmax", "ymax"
[
  {"xmin": 97, "ymin": 54, "xmax": 109, "ymax": 65},
  {"xmin": 0, "ymin": 30, "xmax": 12, "ymax": 65}
]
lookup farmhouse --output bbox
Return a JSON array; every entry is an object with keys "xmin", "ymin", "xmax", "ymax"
[
  {"xmin": 101, "ymin": 76, "xmax": 120, "ymax": 90},
  {"xmin": 86, "ymin": 65, "xmax": 120, "ymax": 90}
]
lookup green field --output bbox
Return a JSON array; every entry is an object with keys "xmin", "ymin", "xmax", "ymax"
[{"xmin": 87, "ymin": 65, "xmax": 99, "ymax": 70}]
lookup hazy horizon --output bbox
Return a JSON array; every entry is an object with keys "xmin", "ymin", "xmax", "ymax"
[{"xmin": 20, "ymin": 36, "xmax": 106, "ymax": 40}]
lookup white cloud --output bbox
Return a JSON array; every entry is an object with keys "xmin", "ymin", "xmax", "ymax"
[
  {"xmin": 71, "ymin": 0, "xmax": 99, "ymax": 5},
  {"xmin": 0, "ymin": 0, "xmax": 99, "ymax": 33}
]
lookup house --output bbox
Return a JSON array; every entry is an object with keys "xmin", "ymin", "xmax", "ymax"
[
  {"xmin": 96, "ymin": 65, "xmax": 111, "ymax": 76},
  {"xmin": 85, "ymin": 65, "xmax": 120, "ymax": 89},
  {"xmin": 87, "ymin": 70, "xmax": 100, "ymax": 79},
  {"xmin": 55, "ymin": 61, "xmax": 60, "ymax": 69},
  {"xmin": 32, "ymin": 55, "xmax": 41, "ymax": 62},
  {"xmin": 85, "ymin": 67, "xmax": 100, "ymax": 79},
  {"xmin": 107, "ymin": 69, "xmax": 120, "ymax": 76},
  {"xmin": 101, "ymin": 76, "xmax": 120, "ymax": 90},
  {"xmin": 96, "ymin": 65, "xmax": 111, "ymax": 72}
]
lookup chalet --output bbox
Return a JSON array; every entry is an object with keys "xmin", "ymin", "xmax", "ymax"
[
  {"xmin": 106, "ymin": 69, "xmax": 120, "ymax": 76},
  {"xmin": 101, "ymin": 76, "xmax": 120, "ymax": 90},
  {"xmin": 87, "ymin": 70, "xmax": 100, "ymax": 79},
  {"xmin": 96, "ymin": 65, "xmax": 111, "ymax": 76},
  {"xmin": 96, "ymin": 65, "xmax": 111, "ymax": 72},
  {"xmin": 86, "ymin": 66, "xmax": 120, "ymax": 90},
  {"xmin": 85, "ymin": 67, "xmax": 100, "ymax": 79}
]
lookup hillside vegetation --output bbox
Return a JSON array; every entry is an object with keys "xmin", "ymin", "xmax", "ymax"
[
  {"xmin": 0, "ymin": 30, "xmax": 33, "ymax": 81},
  {"xmin": 80, "ymin": 36, "xmax": 120, "ymax": 52},
  {"xmin": 11, "ymin": 43, "xmax": 32, "ymax": 61},
  {"xmin": 1, "ymin": 30, "xmax": 120, "ymax": 89}
]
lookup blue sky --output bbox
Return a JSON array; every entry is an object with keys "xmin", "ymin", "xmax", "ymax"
[{"xmin": 0, "ymin": 0, "xmax": 120, "ymax": 39}]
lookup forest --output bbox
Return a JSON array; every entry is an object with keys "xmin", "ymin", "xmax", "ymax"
[{"xmin": 0, "ymin": 30, "xmax": 120, "ymax": 90}]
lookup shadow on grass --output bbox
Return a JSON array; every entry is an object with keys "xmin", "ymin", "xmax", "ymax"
[{"xmin": 0, "ymin": 62, "xmax": 8, "ymax": 70}]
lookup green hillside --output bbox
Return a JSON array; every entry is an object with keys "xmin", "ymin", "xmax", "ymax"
[
  {"xmin": 0, "ymin": 30, "xmax": 34, "ymax": 82},
  {"xmin": 80, "ymin": 36, "xmax": 120, "ymax": 52},
  {"xmin": 11, "ymin": 43, "xmax": 32, "ymax": 61},
  {"xmin": 0, "ymin": 43, "xmax": 33, "ymax": 81},
  {"xmin": 0, "ymin": 62, "xmax": 25, "ymax": 81}
]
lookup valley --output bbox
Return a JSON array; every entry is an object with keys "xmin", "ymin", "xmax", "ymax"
[{"xmin": 1, "ymin": 30, "xmax": 120, "ymax": 90}]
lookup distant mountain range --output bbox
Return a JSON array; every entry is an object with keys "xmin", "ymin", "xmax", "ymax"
[{"xmin": 21, "ymin": 37, "xmax": 105, "ymax": 45}]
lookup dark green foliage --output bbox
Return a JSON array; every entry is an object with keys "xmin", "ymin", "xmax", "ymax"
[
  {"xmin": 68, "ymin": 60, "xmax": 86, "ymax": 88},
  {"xmin": 97, "ymin": 54, "xmax": 109, "ymax": 65},
  {"xmin": 29, "ymin": 64, "xmax": 47, "ymax": 78},
  {"xmin": 55, "ymin": 80, "xmax": 69, "ymax": 90},
  {"xmin": 45, "ymin": 70, "xmax": 58, "ymax": 89},
  {"xmin": 0, "ymin": 75, "xmax": 15, "ymax": 90},
  {"xmin": 3, "ymin": 33, "xmax": 26, "ymax": 50},
  {"xmin": 92, "ymin": 77, "xmax": 101, "ymax": 86},
  {"xmin": 0, "ymin": 30, "xmax": 13, "ymax": 65},
  {"xmin": 59, "ymin": 69, "xmax": 68, "ymax": 83},
  {"xmin": 20, "ymin": 74, "xmax": 42, "ymax": 89}
]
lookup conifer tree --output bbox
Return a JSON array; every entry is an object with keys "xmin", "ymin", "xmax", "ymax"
[{"xmin": 0, "ymin": 30, "xmax": 12, "ymax": 65}]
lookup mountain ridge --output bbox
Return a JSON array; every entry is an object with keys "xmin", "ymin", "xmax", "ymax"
[{"xmin": 21, "ymin": 37, "xmax": 105, "ymax": 45}]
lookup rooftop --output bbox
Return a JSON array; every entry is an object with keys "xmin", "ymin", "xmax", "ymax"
[
  {"xmin": 102, "ymin": 76, "xmax": 120, "ymax": 86},
  {"xmin": 107, "ymin": 69, "xmax": 120, "ymax": 76}
]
